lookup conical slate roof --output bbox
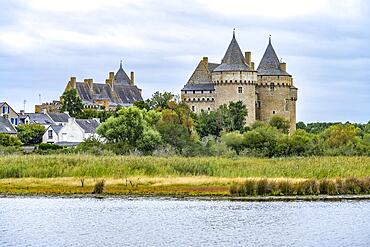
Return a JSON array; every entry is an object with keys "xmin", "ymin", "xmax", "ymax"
[
  {"xmin": 257, "ymin": 37, "xmax": 290, "ymax": 76},
  {"xmin": 213, "ymin": 31, "xmax": 249, "ymax": 72},
  {"xmin": 114, "ymin": 61, "xmax": 131, "ymax": 84}
]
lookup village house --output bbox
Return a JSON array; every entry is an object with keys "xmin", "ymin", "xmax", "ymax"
[
  {"xmin": 0, "ymin": 102, "xmax": 19, "ymax": 126},
  {"xmin": 0, "ymin": 116, "xmax": 17, "ymax": 135},
  {"xmin": 43, "ymin": 117, "xmax": 100, "ymax": 145}
]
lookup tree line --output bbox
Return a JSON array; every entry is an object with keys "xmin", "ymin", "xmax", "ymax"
[{"xmin": 0, "ymin": 89, "xmax": 369, "ymax": 157}]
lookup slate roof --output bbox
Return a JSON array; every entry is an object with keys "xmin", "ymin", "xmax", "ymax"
[
  {"xmin": 114, "ymin": 61, "xmax": 131, "ymax": 85},
  {"xmin": 76, "ymin": 82, "xmax": 143, "ymax": 106},
  {"xmin": 48, "ymin": 113, "xmax": 70, "ymax": 123},
  {"xmin": 181, "ymin": 83, "xmax": 215, "ymax": 91},
  {"xmin": 76, "ymin": 119, "xmax": 100, "ymax": 134},
  {"xmin": 257, "ymin": 38, "xmax": 290, "ymax": 76},
  {"xmin": 28, "ymin": 113, "xmax": 54, "ymax": 125},
  {"xmin": 0, "ymin": 116, "xmax": 17, "ymax": 134},
  {"xmin": 187, "ymin": 60, "xmax": 213, "ymax": 84},
  {"xmin": 214, "ymin": 31, "xmax": 250, "ymax": 72},
  {"xmin": 50, "ymin": 125, "xmax": 63, "ymax": 134}
]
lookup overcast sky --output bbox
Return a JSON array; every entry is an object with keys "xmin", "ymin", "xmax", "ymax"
[{"xmin": 0, "ymin": 0, "xmax": 369, "ymax": 123}]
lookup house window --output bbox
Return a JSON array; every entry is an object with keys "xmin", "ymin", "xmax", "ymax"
[
  {"xmin": 11, "ymin": 118, "xmax": 14, "ymax": 124},
  {"xmin": 269, "ymin": 83, "xmax": 275, "ymax": 91},
  {"xmin": 191, "ymin": 106, "xmax": 195, "ymax": 112},
  {"xmin": 285, "ymin": 99, "xmax": 289, "ymax": 111},
  {"xmin": 2, "ymin": 106, "xmax": 7, "ymax": 114},
  {"xmin": 238, "ymin": 87, "xmax": 243, "ymax": 94},
  {"xmin": 48, "ymin": 130, "xmax": 53, "ymax": 139}
]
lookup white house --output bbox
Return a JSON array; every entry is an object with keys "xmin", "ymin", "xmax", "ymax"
[{"xmin": 43, "ymin": 117, "xmax": 100, "ymax": 145}]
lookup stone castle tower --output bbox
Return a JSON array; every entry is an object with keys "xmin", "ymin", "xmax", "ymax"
[{"xmin": 181, "ymin": 31, "xmax": 297, "ymax": 131}]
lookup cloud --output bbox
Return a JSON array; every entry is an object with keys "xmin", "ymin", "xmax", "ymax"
[{"xmin": 0, "ymin": 0, "xmax": 369, "ymax": 123}]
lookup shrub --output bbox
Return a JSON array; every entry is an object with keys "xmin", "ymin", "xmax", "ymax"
[
  {"xmin": 38, "ymin": 143, "xmax": 63, "ymax": 151},
  {"xmin": 92, "ymin": 180, "xmax": 105, "ymax": 194},
  {"xmin": 0, "ymin": 133, "xmax": 22, "ymax": 147}
]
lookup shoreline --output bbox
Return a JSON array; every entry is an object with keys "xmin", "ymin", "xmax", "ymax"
[{"xmin": 1, "ymin": 193, "xmax": 370, "ymax": 202}]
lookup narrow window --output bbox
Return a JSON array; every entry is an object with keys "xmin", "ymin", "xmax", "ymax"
[
  {"xmin": 272, "ymin": 110, "xmax": 276, "ymax": 114},
  {"xmin": 48, "ymin": 130, "xmax": 53, "ymax": 139},
  {"xmin": 270, "ymin": 83, "xmax": 275, "ymax": 91},
  {"xmin": 191, "ymin": 106, "xmax": 195, "ymax": 112},
  {"xmin": 207, "ymin": 107, "xmax": 211, "ymax": 111},
  {"xmin": 257, "ymin": 101, "xmax": 261, "ymax": 108},
  {"xmin": 285, "ymin": 99, "xmax": 289, "ymax": 111},
  {"xmin": 238, "ymin": 87, "xmax": 243, "ymax": 94}
]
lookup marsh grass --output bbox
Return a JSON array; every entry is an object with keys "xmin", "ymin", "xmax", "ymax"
[
  {"xmin": 0, "ymin": 155, "xmax": 369, "ymax": 179},
  {"xmin": 230, "ymin": 177, "xmax": 370, "ymax": 196}
]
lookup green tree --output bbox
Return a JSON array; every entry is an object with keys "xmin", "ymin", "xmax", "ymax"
[
  {"xmin": 146, "ymin": 91, "xmax": 174, "ymax": 110},
  {"xmin": 60, "ymin": 89, "xmax": 84, "ymax": 117},
  {"xmin": 243, "ymin": 126, "xmax": 282, "ymax": 157},
  {"xmin": 269, "ymin": 115, "xmax": 290, "ymax": 133},
  {"xmin": 16, "ymin": 124, "xmax": 45, "ymax": 145},
  {"xmin": 133, "ymin": 100, "xmax": 150, "ymax": 111},
  {"xmin": 296, "ymin": 121, "xmax": 306, "ymax": 130},
  {"xmin": 221, "ymin": 131, "xmax": 244, "ymax": 155},
  {"xmin": 228, "ymin": 101, "xmax": 248, "ymax": 132},
  {"xmin": 0, "ymin": 133, "xmax": 22, "ymax": 146},
  {"xmin": 321, "ymin": 124, "xmax": 359, "ymax": 148},
  {"xmin": 97, "ymin": 107, "xmax": 145, "ymax": 146},
  {"xmin": 137, "ymin": 128, "xmax": 162, "ymax": 155}
]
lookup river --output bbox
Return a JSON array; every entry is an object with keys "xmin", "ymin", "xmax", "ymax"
[{"xmin": 0, "ymin": 197, "xmax": 369, "ymax": 246}]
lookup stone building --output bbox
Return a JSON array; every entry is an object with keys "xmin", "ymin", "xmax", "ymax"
[
  {"xmin": 64, "ymin": 61, "xmax": 143, "ymax": 110},
  {"xmin": 181, "ymin": 31, "xmax": 298, "ymax": 131}
]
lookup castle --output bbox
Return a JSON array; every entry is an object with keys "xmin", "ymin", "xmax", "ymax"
[
  {"xmin": 181, "ymin": 31, "xmax": 298, "ymax": 131},
  {"xmin": 64, "ymin": 61, "xmax": 143, "ymax": 110}
]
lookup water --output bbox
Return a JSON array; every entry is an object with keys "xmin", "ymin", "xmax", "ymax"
[{"xmin": 0, "ymin": 197, "xmax": 369, "ymax": 247}]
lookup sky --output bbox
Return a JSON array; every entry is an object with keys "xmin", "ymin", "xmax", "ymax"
[{"xmin": 0, "ymin": 0, "xmax": 369, "ymax": 123}]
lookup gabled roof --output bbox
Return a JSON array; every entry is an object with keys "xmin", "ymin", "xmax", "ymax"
[
  {"xmin": 0, "ymin": 116, "xmax": 17, "ymax": 134},
  {"xmin": 28, "ymin": 113, "xmax": 54, "ymax": 125},
  {"xmin": 48, "ymin": 113, "xmax": 70, "ymax": 123},
  {"xmin": 50, "ymin": 125, "xmax": 63, "ymax": 134},
  {"xmin": 257, "ymin": 37, "xmax": 290, "ymax": 76},
  {"xmin": 114, "ymin": 61, "xmax": 131, "ymax": 85},
  {"xmin": 187, "ymin": 59, "xmax": 213, "ymax": 84},
  {"xmin": 214, "ymin": 31, "xmax": 249, "ymax": 72},
  {"xmin": 76, "ymin": 119, "xmax": 100, "ymax": 134},
  {"xmin": 76, "ymin": 81, "xmax": 143, "ymax": 106}
]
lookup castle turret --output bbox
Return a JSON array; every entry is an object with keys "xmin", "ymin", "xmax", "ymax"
[
  {"xmin": 212, "ymin": 30, "xmax": 257, "ymax": 126},
  {"xmin": 256, "ymin": 36, "xmax": 297, "ymax": 132}
]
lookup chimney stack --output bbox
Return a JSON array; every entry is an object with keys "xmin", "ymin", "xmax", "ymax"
[
  {"xmin": 109, "ymin": 72, "xmax": 114, "ymax": 80},
  {"xmin": 279, "ymin": 62, "xmax": 287, "ymax": 72},
  {"xmin": 69, "ymin": 77, "xmax": 76, "ymax": 89},
  {"xmin": 202, "ymin": 57, "xmax": 208, "ymax": 67},
  {"xmin": 130, "ymin": 71, "xmax": 135, "ymax": 85},
  {"xmin": 245, "ymin": 52, "xmax": 251, "ymax": 67}
]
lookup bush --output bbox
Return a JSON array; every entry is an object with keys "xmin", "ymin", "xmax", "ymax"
[
  {"xmin": 16, "ymin": 124, "xmax": 45, "ymax": 145},
  {"xmin": 38, "ymin": 143, "xmax": 63, "ymax": 150},
  {"xmin": 92, "ymin": 180, "xmax": 105, "ymax": 194},
  {"xmin": 0, "ymin": 133, "xmax": 22, "ymax": 146}
]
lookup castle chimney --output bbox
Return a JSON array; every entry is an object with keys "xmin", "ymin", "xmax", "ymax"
[
  {"xmin": 109, "ymin": 72, "xmax": 114, "ymax": 80},
  {"xmin": 84, "ymin": 79, "xmax": 94, "ymax": 89},
  {"xmin": 106, "ymin": 79, "xmax": 113, "ymax": 89},
  {"xmin": 130, "ymin": 71, "xmax": 135, "ymax": 85},
  {"xmin": 251, "ymin": 62, "xmax": 255, "ymax": 70},
  {"xmin": 279, "ymin": 62, "xmax": 287, "ymax": 72},
  {"xmin": 69, "ymin": 77, "xmax": 76, "ymax": 89},
  {"xmin": 202, "ymin": 57, "xmax": 208, "ymax": 67},
  {"xmin": 245, "ymin": 52, "xmax": 251, "ymax": 67}
]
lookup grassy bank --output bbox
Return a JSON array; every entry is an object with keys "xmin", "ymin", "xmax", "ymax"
[
  {"xmin": 0, "ymin": 155, "xmax": 369, "ymax": 196},
  {"xmin": 0, "ymin": 155, "xmax": 369, "ymax": 179}
]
